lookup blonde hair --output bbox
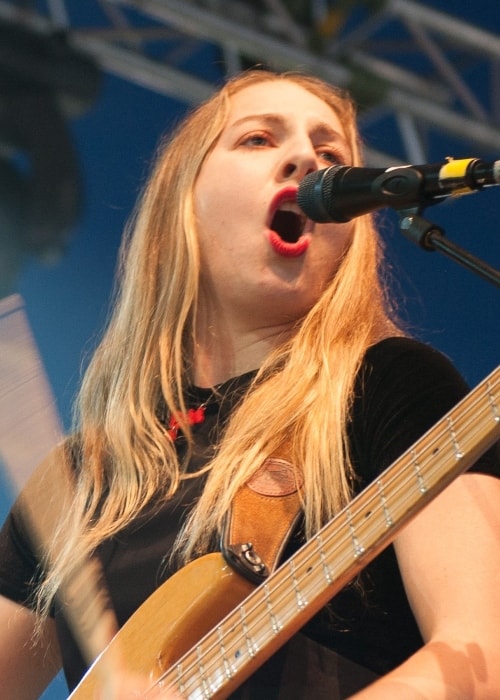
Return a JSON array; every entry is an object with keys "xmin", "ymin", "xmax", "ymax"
[{"xmin": 38, "ymin": 70, "xmax": 400, "ymax": 611}]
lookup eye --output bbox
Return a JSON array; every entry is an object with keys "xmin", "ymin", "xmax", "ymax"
[
  {"xmin": 317, "ymin": 148, "xmax": 344, "ymax": 165},
  {"xmin": 239, "ymin": 131, "xmax": 274, "ymax": 148}
]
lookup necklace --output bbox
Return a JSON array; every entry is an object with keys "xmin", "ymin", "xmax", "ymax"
[
  {"xmin": 163, "ymin": 372, "xmax": 253, "ymax": 441},
  {"xmin": 166, "ymin": 403, "xmax": 207, "ymax": 440}
]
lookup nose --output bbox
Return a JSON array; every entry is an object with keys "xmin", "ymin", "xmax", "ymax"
[{"xmin": 279, "ymin": 140, "xmax": 318, "ymax": 182}]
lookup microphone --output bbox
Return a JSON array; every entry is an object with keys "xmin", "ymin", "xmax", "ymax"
[{"xmin": 297, "ymin": 158, "xmax": 500, "ymax": 223}]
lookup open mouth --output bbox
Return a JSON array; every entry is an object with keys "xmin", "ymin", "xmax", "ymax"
[
  {"xmin": 270, "ymin": 205, "xmax": 307, "ymax": 243},
  {"xmin": 267, "ymin": 189, "xmax": 310, "ymax": 258}
]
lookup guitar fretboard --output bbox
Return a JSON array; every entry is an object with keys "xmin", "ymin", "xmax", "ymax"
[{"xmin": 154, "ymin": 367, "xmax": 499, "ymax": 699}]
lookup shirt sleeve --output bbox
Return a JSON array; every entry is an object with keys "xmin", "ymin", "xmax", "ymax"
[
  {"xmin": 349, "ymin": 337, "xmax": 500, "ymax": 487},
  {"xmin": 0, "ymin": 501, "xmax": 42, "ymax": 610}
]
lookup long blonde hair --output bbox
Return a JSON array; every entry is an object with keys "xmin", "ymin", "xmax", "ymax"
[{"xmin": 39, "ymin": 70, "xmax": 400, "ymax": 610}]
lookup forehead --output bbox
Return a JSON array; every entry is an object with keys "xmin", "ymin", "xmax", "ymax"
[{"xmin": 225, "ymin": 80, "xmax": 346, "ymax": 136}]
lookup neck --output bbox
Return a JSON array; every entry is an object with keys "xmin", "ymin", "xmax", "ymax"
[{"xmin": 193, "ymin": 316, "xmax": 294, "ymax": 388}]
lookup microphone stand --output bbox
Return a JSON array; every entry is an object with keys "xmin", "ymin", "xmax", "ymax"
[{"xmin": 398, "ymin": 210, "xmax": 500, "ymax": 288}]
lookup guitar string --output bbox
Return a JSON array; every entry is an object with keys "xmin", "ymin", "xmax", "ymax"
[
  {"xmin": 156, "ymin": 376, "xmax": 499, "ymax": 698},
  {"xmin": 164, "ymin": 401, "xmax": 498, "ymax": 697},
  {"xmin": 145, "ymin": 373, "xmax": 499, "ymax": 698},
  {"xmin": 146, "ymin": 375, "xmax": 499, "ymax": 698}
]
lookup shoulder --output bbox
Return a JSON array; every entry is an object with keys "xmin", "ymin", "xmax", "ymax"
[
  {"xmin": 351, "ymin": 337, "xmax": 499, "ymax": 482},
  {"xmin": 21, "ymin": 440, "xmax": 76, "ymax": 507},
  {"xmin": 358, "ymin": 336, "xmax": 470, "ymax": 413},
  {"xmin": 362, "ymin": 336, "xmax": 468, "ymax": 390},
  {"xmin": 13, "ymin": 440, "xmax": 76, "ymax": 563},
  {"xmin": 350, "ymin": 338, "xmax": 470, "ymax": 481}
]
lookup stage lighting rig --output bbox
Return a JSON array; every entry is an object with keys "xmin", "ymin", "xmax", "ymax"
[{"xmin": 0, "ymin": 16, "xmax": 101, "ymax": 296}]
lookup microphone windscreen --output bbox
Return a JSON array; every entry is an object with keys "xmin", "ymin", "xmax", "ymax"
[{"xmin": 297, "ymin": 167, "xmax": 351, "ymax": 223}]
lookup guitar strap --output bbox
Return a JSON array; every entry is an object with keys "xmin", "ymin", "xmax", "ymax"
[
  {"xmin": 220, "ymin": 456, "xmax": 381, "ymax": 698},
  {"xmin": 221, "ymin": 455, "xmax": 303, "ymax": 584}
]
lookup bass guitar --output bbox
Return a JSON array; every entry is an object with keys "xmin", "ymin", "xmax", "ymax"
[{"xmin": 70, "ymin": 365, "xmax": 500, "ymax": 699}]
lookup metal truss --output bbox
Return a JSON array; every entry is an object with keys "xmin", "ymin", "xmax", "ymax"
[{"xmin": 1, "ymin": 0, "xmax": 500, "ymax": 166}]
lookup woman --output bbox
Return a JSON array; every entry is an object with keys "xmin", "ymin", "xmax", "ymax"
[{"xmin": 0, "ymin": 70, "xmax": 499, "ymax": 699}]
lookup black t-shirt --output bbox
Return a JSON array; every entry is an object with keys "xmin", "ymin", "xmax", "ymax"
[{"xmin": 0, "ymin": 338, "xmax": 498, "ymax": 696}]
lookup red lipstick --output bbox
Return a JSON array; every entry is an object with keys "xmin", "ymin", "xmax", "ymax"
[{"xmin": 267, "ymin": 187, "xmax": 310, "ymax": 258}]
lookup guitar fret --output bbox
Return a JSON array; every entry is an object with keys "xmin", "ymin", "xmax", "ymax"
[
  {"xmin": 487, "ymin": 379, "xmax": 500, "ymax": 422},
  {"xmin": 376, "ymin": 478, "xmax": 394, "ymax": 527},
  {"xmin": 411, "ymin": 448, "xmax": 427, "ymax": 493},
  {"xmin": 289, "ymin": 559, "xmax": 308, "ymax": 609},
  {"xmin": 447, "ymin": 415, "xmax": 464, "ymax": 459},
  {"xmin": 70, "ymin": 367, "xmax": 500, "ymax": 700},
  {"xmin": 315, "ymin": 533, "xmax": 333, "ymax": 584},
  {"xmin": 175, "ymin": 661, "xmax": 186, "ymax": 696},
  {"xmin": 264, "ymin": 582, "xmax": 283, "ymax": 634},
  {"xmin": 346, "ymin": 507, "xmax": 365, "ymax": 557},
  {"xmin": 217, "ymin": 625, "xmax": 235, "ymax": 680},
  {"xmin": 239, "ymin": 606, "xmax": 259, "ymax": 657},
  {"xmin": 196, "ymin": 644, "xmax": 214, "ymax": 699}
]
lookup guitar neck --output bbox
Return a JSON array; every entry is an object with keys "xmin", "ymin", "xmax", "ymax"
[{"xmin": 158, "ymin": 366, "xmax": 500, "ymax": 699}]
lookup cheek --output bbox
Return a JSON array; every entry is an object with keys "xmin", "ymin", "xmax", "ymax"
[
  {"xmin": 194, "ymin": 152, "xmax": 228, "ymax": 221},
  {"xmin": 195, "ymin": 165, "xmax": 249, "ymax": 227},
  {"xmin": 194, "ymin": 186, "xmax": 238, "ymax": 275},
  {"xmin": 319, "ymin": 221, "xmax": 354, "ymax": 258},
  {"xmin": 194, "ymin": 181, "xmax": 220, "ymax": 224}
]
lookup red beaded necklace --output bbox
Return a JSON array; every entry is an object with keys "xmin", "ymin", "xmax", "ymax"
[{"xmin": 166, "ymin": 404, "xmax": 207, "ymax": 440}]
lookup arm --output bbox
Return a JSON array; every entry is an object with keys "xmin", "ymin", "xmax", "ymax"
[
  {"xmin": 0, "ymin": 594, "xmax": 61, "ymax": 699},
  {"xmin": 349, "ymin": 472, "xmax": 500, "ymax": 699}
]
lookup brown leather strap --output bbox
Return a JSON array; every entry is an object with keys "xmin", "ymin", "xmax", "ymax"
[{"xmin": 221, "ymin": 457, "xmax": 303, "ymax": 583}]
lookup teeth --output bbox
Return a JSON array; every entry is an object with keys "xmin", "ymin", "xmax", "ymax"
[
  {"xmin": 276, "ymin": 201, "xmax": 307, "ymax": 229},
  {"xmin": 278, "ymin": 201, "xmax": 302, "ymax": 214}
]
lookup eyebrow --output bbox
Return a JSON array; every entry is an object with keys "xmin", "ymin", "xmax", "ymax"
[{"xmin": 228, "ymin": 113, "xmax": 346, "ymax": 144}]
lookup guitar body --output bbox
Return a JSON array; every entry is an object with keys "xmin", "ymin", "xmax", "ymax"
[
  {"xmin": 69, "ymin": 553, "xmax": 255, "ymax": 699},
  {"xmin": 68, "ymin": 365, "xmax": 500, "ymax": 699}
]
